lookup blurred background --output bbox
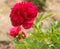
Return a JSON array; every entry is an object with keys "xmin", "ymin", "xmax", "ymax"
[{"xmin": 0, "ymin": 0, "xmax": 60, "ymax": 49}]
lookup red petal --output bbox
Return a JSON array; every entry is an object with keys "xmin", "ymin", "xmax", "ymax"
[
  {"xmin": 16, "ymin": 26, "xmax": 21, "ymax": 33},
  {"xmin": 22, "ymin": 22, "xmax": 33, "ymax": 29}
]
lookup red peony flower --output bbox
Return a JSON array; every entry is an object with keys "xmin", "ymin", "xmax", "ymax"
[
  {"xmin": 9, "ymin": 26, "xmax": 26, "ymax": 40},
  {"xmin": 10, "ymin": 2, "xmax": 38, "ymax": 29}
]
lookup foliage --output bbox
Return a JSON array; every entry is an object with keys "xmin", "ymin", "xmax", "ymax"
[{"xmin": 11, "ymin": 13, "xmax": 60, "ymax": 49}]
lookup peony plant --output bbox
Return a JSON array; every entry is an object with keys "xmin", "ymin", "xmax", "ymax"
[{"xmin": 9, "ymin": 1, "xmax": 60, "ymax": 49}]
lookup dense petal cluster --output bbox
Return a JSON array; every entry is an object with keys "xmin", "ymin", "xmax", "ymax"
[
  {"xmin": 10, "ymin": 2, "xmax": 38, "ymax": 29},
  {"xmin": 9, "ymin": 26, "xmax": 26, "ymax": 40}
]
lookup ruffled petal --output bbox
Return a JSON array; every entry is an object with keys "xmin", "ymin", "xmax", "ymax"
[
  {"xmin": 9, "ymin": 27, "xmax": 18, "ymax": 37},
  {"xmin": 16, "ymin": 26, "xmax": 21, "ymax": 33},
  {"xmin": 22, "ymin": 22, "xmax": 33, "ymax": 29}
]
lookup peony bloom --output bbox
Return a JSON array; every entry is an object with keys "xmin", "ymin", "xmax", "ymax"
[
  {"xmin": 10, "ymin": 2, "xmax": 38, "ymax": 29},
  {"xmin": 9, "ymin": 26, "xmax": 26, "ymax": 40}
]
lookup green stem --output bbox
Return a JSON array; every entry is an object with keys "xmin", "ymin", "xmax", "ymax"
[{"xmin": 33, "ymin": 23, "xmax": 41, "ymax": 33}]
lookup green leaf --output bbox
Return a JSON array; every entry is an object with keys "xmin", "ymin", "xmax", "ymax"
[
  {"xmin": 48, "ymin": 20, "xmax": 56, "ymax": 33},
  {"xmin": 48, "ymin": 47, "xmax": 54, "ymax": 49},
  {"xmin": 38, "ymin": 22, "xmax": 43, "ymax": 28},
  {"xmin": 35, "ymin": 13, "xmax": 45, "ymax": 24},
  {"xmin": 56, "ymin": 20, "xmax": 60, "ymax": 29},
  {"xmin": 12, "ymin": 44, "xmax": 27, "ymax": 49},
  {"xmin": 54, "ymin": 44, "xmax": 60, "ymax": 49},
  {"xmin": 41, "ymin": 14, "xmax": 53, "ymax": 21},
  {"xmin": 38, "ymin": 42, "xmax": 49, "ymax": 49}
]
